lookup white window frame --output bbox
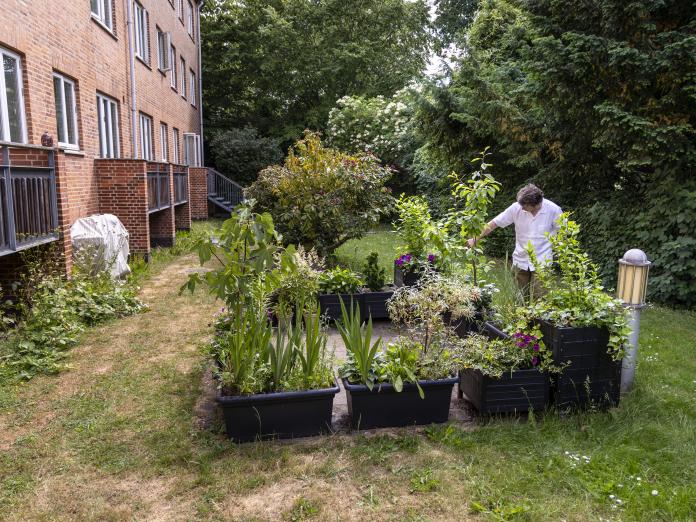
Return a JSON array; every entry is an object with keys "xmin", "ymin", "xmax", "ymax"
[
  {"xmin": 157, "ymin": 28, "xmax": 171, "ymax": 71},
  {"xmin": 53, "ymin": 73, "xmax": 80, "ymax": 149},
  {"xmin": 0, "ymin": 47, "xmax": 27, "ymax": 144},
  {"xmin": 179, "ymin": 57, "xmax": 186, "ymax": 99},
  {"xmin": 187, "ymin": 1, "xmax": 194, "ymax": 37},
  {"xmin": 172, "ymin": 128, "xmax": 180, "ymax": 164},
  {"xmin": 139, "ymin": 112, "xmax": 153, "ymax": 160},
  {"xmin": 178, "ymin": 0, "xmax": 184, "ymax": 21},
  {"xmin": 189, "ymin": 70, "xmax": 196, "ymax": 107},
  {"xmin": 134, "ymin": 2, "xmax": 149, "ymax": 64},
  {"xmin": 183, "ymin": 132, "xmax": 201, "ymax": 166},
  {"xmin": 96, "ymin": 93, "xmax": 120, "ymax": 158},
  {"xmin": 160, "ymin": 122, "xmax": 168, "ymax": 162},
  {"xmin": 169, "ymin": 45, "xmax": 177, "ymax": 89},
  {"xmin": 91, "ymin": 0, "xmax": 114, "ymax": 32}
]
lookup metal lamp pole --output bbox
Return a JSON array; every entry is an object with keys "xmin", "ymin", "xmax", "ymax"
[{"xmin": 616, "ymin": 249, "xmax": 651, "ymax": 394}]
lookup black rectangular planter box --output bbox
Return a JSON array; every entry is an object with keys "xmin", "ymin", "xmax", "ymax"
[
  {"xmin": 538, "ymin": 320, "xmax": 621, "ymax": 409},
  {"xmin": 459, "ymin": 368, "xmax": 550, "ymax": 414},
  {"xmin": 342, "ymin": 377, "xmax": 457, "ymax": 429},
  {"xmin": 458, "ymin": 321, "xmax": 550, "ymax": 413},
  {"xmin": 444, "ymin": 311, "xmax": 483, "ymax": 337},
  {"xmin": 362, "ymin": 289, "xmax": 394, "ymax": 320},
  {"xmin": 394, "ymin": 263, "xmax": 421, "ymax": 287},
  {"xmin": 216, "ymin": 381, "xmax": 340, "ymax": 442},
  {"xmin": 318, "ymin": 294, "xmax": 364, "ymax": 323}
]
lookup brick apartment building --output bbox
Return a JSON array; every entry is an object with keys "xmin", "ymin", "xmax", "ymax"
[{"xmin": 0, "ymin": 0, "xmax": 211, "ymax": 285}]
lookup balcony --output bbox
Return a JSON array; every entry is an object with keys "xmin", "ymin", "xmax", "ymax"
[
  {"xmin": 147, "ymin": 162, "xmax": 170, "ymax": 213},
  {"xmin": 0, "ymin": 142, "xmax": 59, "ymax": 256},
  {"xmin": 173, "ymin": 164, "xmax": 188, "ymax": 205}
]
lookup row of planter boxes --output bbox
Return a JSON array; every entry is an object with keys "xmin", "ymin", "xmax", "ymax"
[
  {"xmin": 216, "ymin": 376, "xmax": 458, "ymax": 442},
  {"xmin": 459, "ymin": 321, "xmax": 622, "ymax": 414}
]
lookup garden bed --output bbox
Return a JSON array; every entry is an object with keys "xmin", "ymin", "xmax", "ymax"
[
  {"xmin": 342, "ymin": 377, "xmax": 457, "ymax": 430},
  {"xmin": 318, "ymin": 289, "xmax": 394, "ymax": 322},
  {"xmin": 216, "ymin": 380, "xmax": 340, "ymax": 442},
  {"xmin": 539, "ymin": 320, "xmax": 621, "ymax": 409}
]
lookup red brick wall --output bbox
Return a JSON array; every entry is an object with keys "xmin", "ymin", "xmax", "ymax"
[
  {"xmin": 95, "ymin": 159, "xmax": 150, "ymax": 255},
  {"xmin": 188, "ymin": 166, "xmax": 208, "ymax": 219}
]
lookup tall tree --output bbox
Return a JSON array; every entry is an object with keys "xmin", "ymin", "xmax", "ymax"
[{"xmin": 201, "ymin": 0, "xmax": 432, "ymax": 143}]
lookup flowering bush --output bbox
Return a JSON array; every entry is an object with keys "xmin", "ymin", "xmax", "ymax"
[{"xmin": 246, "ymin": 132, "xmax": 393, "ymax": 257}]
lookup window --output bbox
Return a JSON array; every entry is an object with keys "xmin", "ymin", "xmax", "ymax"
[
  {"xmin": 169, "ymin": 45, "xmax": 177, "ymax": 89},
  {"xmin": 157, "ymin": 28, "xmax": 171, "ymax": 71},
  {"xmin": 96, "ymin": 93, "xmax": 120, "ymax": 158},
  {"xmin": 178, "ymin": 0, "xmax": 184, "ymax": 21},
  {"xmin": 0, "ymin": 47, "xmax": 27, "ymax": 143},
  {"xmin": 183, "ymin": 133, "xmax": 201, "ymax": 166},
  {"xmin": 187, "ymin": 1, "xmax": 194, "ymax": 37},
  {"xmin": 139, "ymin": 112, "xmax": 153, "ymax": 160},
  {"xmin": 189, "ymin": 70, "xmax": 196, "ymax": 106},
  {"xmin": 159, "ymin": 123, "xmax": 168, "ymax": 162},
  {"xmin": 179, "ymin": 57, "xmax": 186, "ymax": 98},
  {"xmin": 134, "ymin": 2, "xmax": 149, "ymax": 64},
  {"xmin": 172, "ymin": 128, "xmax": 180, "ymax": 163},
  {"xmin": 53, "ymin": 73, "xmax": 79, "ymax": 149},
  {"xmin": 91, "ymin": 0, "xmax": 114, "ymax": 31}
]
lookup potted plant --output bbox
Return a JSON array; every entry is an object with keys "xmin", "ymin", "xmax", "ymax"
[
  {"xmin": 317, "ymin": 267, "xmax": 364, "ymax": 322},
  {"xmin": 183, "ymin": 204, "xmax": 339, "ymax": 441},
  {"xmin": 437, "ymin": 275, "xmax": 497, "ymax": 337},
  {"xmin": 527, "ymin": 216, "xmax": 629, "ymax": 409},
  {"xmin": 271, "ymin": 245, "xmax": 324, "ymax": 325},
  {"xmin": 361, "ymin": 252, "xmax": 394, "ymax": 320},
  {"xmin": 213, "ymin": 305, "xmax": 339, "ymax": 442},
  {"xmin": 458, "ymin": 322, "xmax": 551, "ymax": 414},
  {"xmin": 338, "ymin": 298, "xmax": 459, "ymax": 429}
]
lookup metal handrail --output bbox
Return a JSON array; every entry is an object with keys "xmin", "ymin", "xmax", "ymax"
[
  {"xmin": 207, "ymin": 168, "xmax": 244, "ymax": 208},
  {"xmin": 0, "ymin": 144, "xmax": 59, "ymax": 255}
]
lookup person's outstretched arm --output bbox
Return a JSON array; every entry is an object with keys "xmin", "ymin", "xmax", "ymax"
[{"xmin": 467, "ymin": 221, "xmax": 498, "ymax": 248}]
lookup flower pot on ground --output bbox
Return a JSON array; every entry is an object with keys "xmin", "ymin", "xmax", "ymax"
[
  {"xmin": 539, "ymin": 320, "xmax": 621, "ymax": 409},
  {"xmin": 318, "ymin": 267, "xmax": 364, "ymax": 322},
  {"xmin": 393, "ymin": 262, "xmax": 421, "ymax": 287},
  {"xmin": 361, "ymin": 288, "xmax": 394, "ymax": 320},
  {"xmin": 458, "ymin": 322, "xmax": 550, "ymax": 414},
  {"xmin": 318, "ymin": 293, "xmax": 364, "ymax": 322},
  {"xmin": 343, "ymin": 377, "xmax": 457, "ymax": 429},
  {"xmin": 217, "ymin": 381, "xmax": 340, "ymax": 442}
]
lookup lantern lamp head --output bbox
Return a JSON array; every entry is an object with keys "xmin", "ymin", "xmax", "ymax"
[{"xmin": 617, "ymin": 249, "xmax": 651, "ymax": 306}]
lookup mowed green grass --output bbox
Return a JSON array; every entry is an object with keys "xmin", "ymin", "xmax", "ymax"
[
  {"xmin": 334, "ymin": 226, "xmax": 400, "ymax": 283},
  {"xmin": 0, "ymin": 226, "xmax": 694, "ymax": 520}
]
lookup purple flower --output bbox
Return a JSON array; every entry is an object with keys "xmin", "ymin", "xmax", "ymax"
[
  {"xmin": 533, "ymin": 343, "xmax": 540, "ymax": 352},
  {"xmin": 523, "ymin": 335, "xmax": 532, "ymax": 343},
  {"xmin": 427, "ymin": 253, "xmax": 436, "ymax": 263},
  {"xmin": 404, "ymin": 254, "xmax": 412, "ymax": 262},
  {"xmin": 516, "ymin": 341, "xmax": 525, "ymax": 348},
  {"xmin": 513, "ymin": 332, "xmax": 523, "ymax": 339},
  {"xmin": 532, "ymin": 356, "xmax": 539, "ymax": 366},
  {"xmin": 395, "ymin": 258, "xmax": 404, "ymax": 266}
]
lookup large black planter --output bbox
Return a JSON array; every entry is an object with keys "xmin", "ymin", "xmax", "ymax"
[
  {"xmin": 216, "ymin": 381, "xmax": 340, "ymax": 442},
  {"xmin": 539, "ymin": 320, "xmax": 621, "ymax": 409},
  {"xmin": 362, "ymin": 289, "xmax": 394, "ymax": 320},
  {"xmin": 459, "ymin": 368, "xmax": 550, "ymax": 414},
  {"xmin": 443, "ymin": 311, "xmax": 484, "ymax": 337},
  {"xmin": 342, "ymin": 377, "xmax": 457, "ymax": 429},
  {"xmin": 459, "ymin": 321, "xmax": 550, "ymax": 413},
  {"xmin": 318, "ymin": 294, "xmax": 364, "ymax": 323},
  {"xmin": 393, "ymin": 264, "xmax": 421, "ymax": 287}
]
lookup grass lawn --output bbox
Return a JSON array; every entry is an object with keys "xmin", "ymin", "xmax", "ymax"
[
  {"xmin": 335, "ymin": 226, "xmax": 399, "ymax": 283},
  {"xmin": 0, "ymin": 224, "xmax": 694, "ymax": 521}
]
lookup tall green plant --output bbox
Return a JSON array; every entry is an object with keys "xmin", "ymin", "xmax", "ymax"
[
  {"xmin": 296, "ymin": 306, "xmax": 330, "ymax": 389},
  {"xmin": 336, "ymin": 299, "xmax": 382, "ymax": 390},
  {"xmin": 448, "ymin": 148, "xmax": 501, "ymax": 284}
]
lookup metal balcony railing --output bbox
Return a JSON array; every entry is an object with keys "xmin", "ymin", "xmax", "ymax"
[
  {"xmin": 173, "ymin": 164, "xmax": 188, "ymax": 205},
  {"xmin": 0, "ymin": 142, "xmax": 59, "ymax": 256},
  {"xmin": 207, "ymin": 168, "xmax": 244, "ymax": 213},
  {"xmin": 147, "ymin": 162, "xmax": 170, "ymax": 213}
]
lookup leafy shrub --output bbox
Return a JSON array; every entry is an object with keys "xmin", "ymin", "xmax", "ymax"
[
  {"xmin": 0, "ymin": 249, "xmax": 146, "ymax": 382},
  {"xmin": 362, "ymin": 252, "xmax": 386, "ymax": 291},
  {"xmin": 318, "ymin": 267, "xmax": 364, "ymax": 295},
  {"xmin": 458, "ymin": 334, "xmax": 530, "ymax": 378},
  {"xmin": 208, "ymin": 127, "xmax": 283, "ymax": 185},
  {"xmin": 245, "ymin": 131, "xmax": 393, "ymax": 257},
  {"xmin": 275, "ymin": 246, "xmax": 324, "ymax": 317}
]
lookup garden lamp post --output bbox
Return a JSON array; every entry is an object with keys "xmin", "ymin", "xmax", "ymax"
[{"xmin": 616, "ymin": 249, "xmax": 651, "ymax": 393}]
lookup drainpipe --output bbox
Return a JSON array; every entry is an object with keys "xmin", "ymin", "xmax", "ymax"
[
  {"xmin": 125, "ymin": 0, "xmax": 139, "ymax": 158},
  {"xmin": 197, "ymin": 0, "xmax": 205, "ymax": 165}
]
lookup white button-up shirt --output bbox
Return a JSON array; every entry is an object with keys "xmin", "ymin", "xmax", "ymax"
[{"xmin": 493, "ymin": 198, "xmax": 563, "ymax": 271}]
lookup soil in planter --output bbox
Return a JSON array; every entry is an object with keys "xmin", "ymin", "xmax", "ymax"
[
  {"xmin": 459, "ymin": 368, "xmax": 550, "ymax": 414},
  {"xmin": 217, "ymin": 383, "xmax": 340, "ymax": 442},
  {"xmin": 539, "ymin": 321, "xmax": 621, "ymax": 409},
  {"xmin": 343, "ymin": 377, "xmax": 457, "ymax": 429}
]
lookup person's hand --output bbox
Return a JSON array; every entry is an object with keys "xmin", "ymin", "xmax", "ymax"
[{"xmin": 466, "ymin": 238, "xmax": 477, "ymax": 248}]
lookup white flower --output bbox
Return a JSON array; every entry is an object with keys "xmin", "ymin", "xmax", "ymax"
[
  {"xmin": 652, "ymin": 490, "xmax": 658, "ymax": 496},
  {"xmin": 609, "ymin": 495, "xmax": 615, "ymax": 500}
]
